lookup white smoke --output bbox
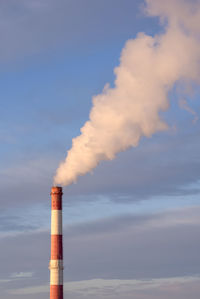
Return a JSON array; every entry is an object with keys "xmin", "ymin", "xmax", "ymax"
[{"xmin": 54, "ymin": 0, "xmax": 200, "ymax": 186}]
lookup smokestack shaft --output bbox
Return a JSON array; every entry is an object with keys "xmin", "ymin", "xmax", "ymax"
[{"xmin": 49, "ymin": 186, "xmax": 63, "ymax": 299}]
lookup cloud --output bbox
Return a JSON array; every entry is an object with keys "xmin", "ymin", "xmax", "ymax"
[
  {"xmin": 0, "ymin": 215, "xmax": 37, "ymax": 234},
  {"xmin": 64, "ymin": 205, "xmax": 200, "ymax": 238},
  {"xmin": 63, "ymin": 206, "xmax": 200, "ymax": 281},
  {"xmin": 8, "ymin": 275, "xmax": 200, "ymax": 297},
  {"xmin": 0, "ymin": 205, "xmax": 200, "ymax": 298},
  {"xmin": 0, "ymin": 279, "xmax": 12, "ymax": 284},
  {"xmin": 0, "ymin": 272, "xmax": 34, "ymax": 288},
  {"xmin": 0, "ymin": 156, "xmax": 56, "ymax": 208},
  {"xmin": 10, "ymin": 272, "xmax": 34, "ymax": 279}
]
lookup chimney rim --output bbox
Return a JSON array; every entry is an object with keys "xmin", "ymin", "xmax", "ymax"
[{"xmin": 51, "ymin": 186, "xmax": 63, "ymax": 195}]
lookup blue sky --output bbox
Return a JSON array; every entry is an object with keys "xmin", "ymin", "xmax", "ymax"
[{"xmin": 1, "ymin": 0, "xmax": 200, "ymax": 298}]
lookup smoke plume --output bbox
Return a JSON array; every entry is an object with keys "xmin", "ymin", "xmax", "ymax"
[{"xmin": 54, "ymin": 0, "xmax": 200, "ymax": 186}]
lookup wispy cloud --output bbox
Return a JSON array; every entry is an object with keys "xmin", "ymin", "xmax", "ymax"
[
  {"xmin": 0, "ymin": 279, "xmax": 12, "ymax": 284},
  {"xmin": 10, "ymin": 272, "xmax": 34, "ymax": 279},
  {"xmin": 0, "ymin": 272, "xmax": 34, "ymax": 285},
  {"xmin": 8, "ymin": 275, "xmax": 200, "ymax": 296},
  {"xmin": 179, "ymin": 98, "xmax": 199, "ymax": 124},
  {"xmin": 0, "ymin": 205, "xmax": 200, "ymax": 298}
]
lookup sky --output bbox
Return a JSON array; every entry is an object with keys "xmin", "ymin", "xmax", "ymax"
[{"xmin": 1, "ymin": 0, "xmax": 200, "ymax": 298}]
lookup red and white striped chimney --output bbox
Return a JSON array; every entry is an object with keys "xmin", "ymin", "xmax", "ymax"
[{"xmin": 49, "ymin": 186, "xmax": 63, "ymax": 299}]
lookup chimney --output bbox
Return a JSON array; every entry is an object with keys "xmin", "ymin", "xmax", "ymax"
[{"xmin": 49, "ymin": 186, "xmax": 63, "ymax": 299}]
